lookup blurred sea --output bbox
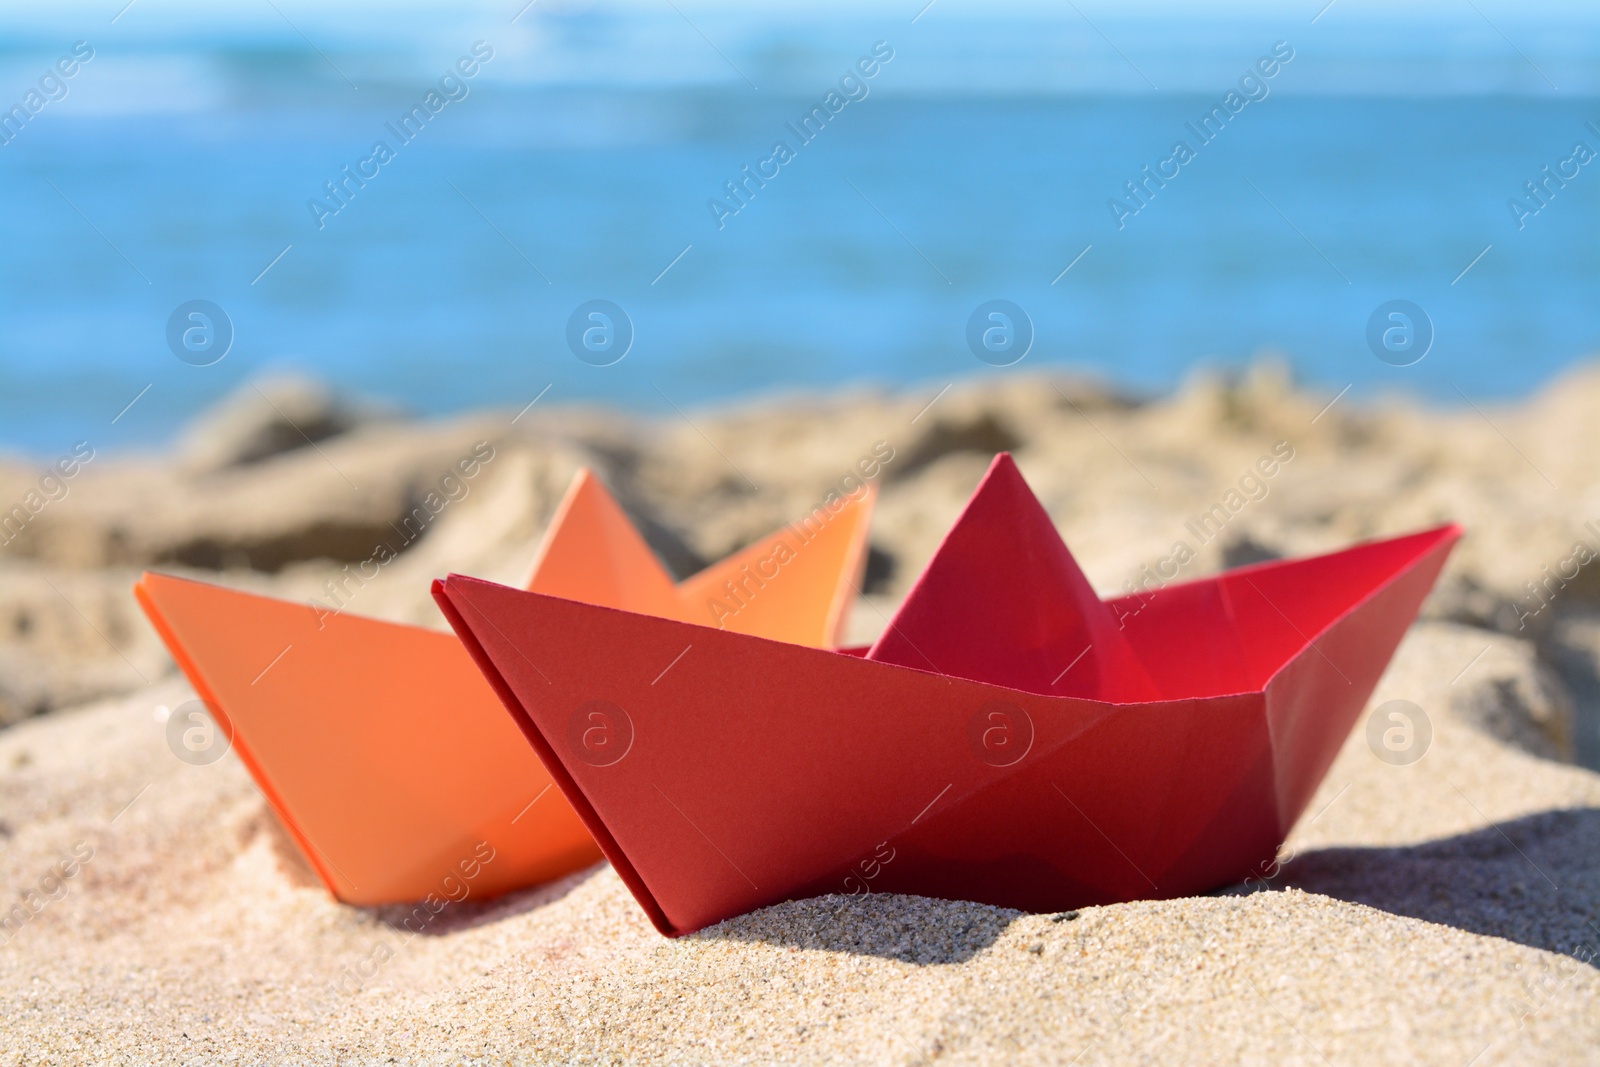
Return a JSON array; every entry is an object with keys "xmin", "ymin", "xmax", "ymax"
[{"xmin": 0, "ymin": 2, "xmax": 1596, "ymax": 452}]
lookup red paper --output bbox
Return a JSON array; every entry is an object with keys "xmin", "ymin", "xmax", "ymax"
[
  {"xmin": 435, "ymin": 454, "xmax": 1460, "ymax": 935},
  {"xmin": 868, "ymin": 454, "xmax": 1159, "ymax": 700}
]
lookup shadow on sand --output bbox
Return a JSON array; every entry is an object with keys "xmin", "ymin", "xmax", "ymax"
[
  {"xmin": 700, "ymin": 892, "xmax": 1030, "ymax": 965},
  {"xmin": 365, "ymin": 862, "xmax": 607, "ymax": 937},
  {"xmin": 706, "ymin": 808, "xmax": 1599, "ymax": 966},
  {"xmin": 1261, "ymin": 806, "xmax": 1600, "ymax": 966}
]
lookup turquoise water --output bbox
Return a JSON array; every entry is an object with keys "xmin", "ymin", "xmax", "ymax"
[{"xmin": 0, "ymin": 4, "xmax": 1596, "ymax": 451}]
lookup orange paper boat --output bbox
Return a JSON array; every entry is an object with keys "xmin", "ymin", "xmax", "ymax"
[
  {"xmin": 134, "ymin": 468, "xmax": 873, "ymax": 905},
  {"xmin": 436, "ymin": 455, "xmax": 1459, "ymax": 935}
]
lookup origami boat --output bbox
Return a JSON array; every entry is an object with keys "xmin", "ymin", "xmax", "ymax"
[
  {"xmin": 436, "ymin": 454, "xmax": 1460, "ymax": 935},
  {"xmin": 134, "ymin": 468, "xmax": 872, "ymax": 905}
]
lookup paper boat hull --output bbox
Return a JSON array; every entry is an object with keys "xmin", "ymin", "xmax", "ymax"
[
  {"xmin": 436, "ymin": 524, "xmax": 1458, "ymax": 935},
  {"xmin": 136, "ymin": 574, "xmax": 601, "ymax": 906}
]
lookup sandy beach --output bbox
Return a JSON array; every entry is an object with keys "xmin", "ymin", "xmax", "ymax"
[{"xmin": 2, "ymin": 366, "xmax": 1598, "ymax": 1064}]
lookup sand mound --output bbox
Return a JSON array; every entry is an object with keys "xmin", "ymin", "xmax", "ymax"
[{"xmin": 2, "ymin": 367, "xmax": 1598, "ymax": 1063}]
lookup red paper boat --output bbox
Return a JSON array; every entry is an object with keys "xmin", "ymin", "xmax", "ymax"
[{"xmin": 435, "ymin": 455, "xmax": 1460, "ymax": 935}]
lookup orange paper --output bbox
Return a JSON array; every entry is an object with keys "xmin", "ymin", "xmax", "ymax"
[
  {"xmin": 134, "ymin": 467, "xmax": 873, "ymax": 905},
  {"xmin": 526, "ymin": 468, "xmax": 873, "ymax": 648}
]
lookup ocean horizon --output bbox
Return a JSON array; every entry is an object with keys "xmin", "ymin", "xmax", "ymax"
[{"xmin": 1, "ymin": 2, "xmax": 1596, "ymax": 454}]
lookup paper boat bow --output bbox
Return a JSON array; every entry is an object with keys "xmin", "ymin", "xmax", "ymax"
[
  {"xmin": 134, "ymin": 468, "xmax": 871, "ymax": 905},
  {"xmin": 436, "ymin": 454, "xmax": 1459, "ymax": 935}
]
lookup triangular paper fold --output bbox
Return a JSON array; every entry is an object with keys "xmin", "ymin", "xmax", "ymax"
[
  {"xmin": 528, "ymin": 468, "xmax": 874, "ymax": 648},
  {"xmin": 437, "ymin": 464, "xmax": 1459, "ymax": 935},
  {"xmin": 525, "ymin": 468, "xmax": 685, "ymax": 620},
  {"xmin": 867, "ymin": 454, "xmax": 1158, "ymax": 701}
]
